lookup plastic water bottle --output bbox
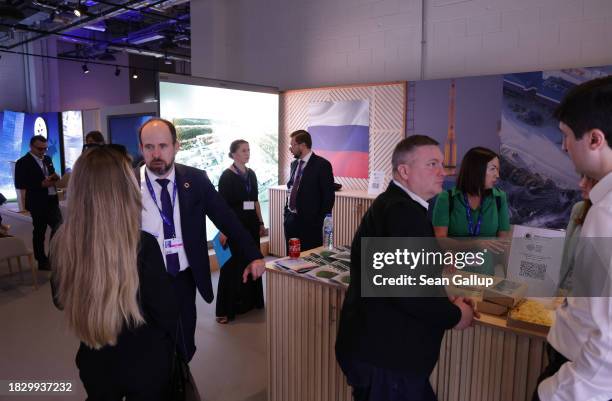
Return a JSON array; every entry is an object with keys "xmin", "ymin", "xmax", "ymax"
[{"xmin": 322, "ymin": 213, "xmax": 334, "ymax": 250}]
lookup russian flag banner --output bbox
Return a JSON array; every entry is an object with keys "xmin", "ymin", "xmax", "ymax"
[{"xmin": 308, "ymin": 100, "xmax": 369, "ymax": 179}]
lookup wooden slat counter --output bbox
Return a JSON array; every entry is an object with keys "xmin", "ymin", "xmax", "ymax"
[
  {"xmin": 268, "ymin": 186, "xmax": 375, "ymax": 257},
  {"xmin": 266, "ymin": 259, "xmax": 548, "ymax": 401}
]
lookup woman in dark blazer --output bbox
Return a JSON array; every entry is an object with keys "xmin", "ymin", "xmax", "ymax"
[
  {"xmin": 51, "ymin": 146, "xmax": 178, "ymax": 401},
  {"xmin": 216, "ymin": 139, "xmax": 265, "ymax": 324}
]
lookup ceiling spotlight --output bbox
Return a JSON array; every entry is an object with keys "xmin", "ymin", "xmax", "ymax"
[
  {"xmin": 114, "ymin": 66, "xmax": 120, "ymax": 77},
  {"xmin": 132, "ymin": 71, "xmax": 138, "ymax": 79},
  {"xmin": 74, "ymin": 2, "xmax": 87, "ymax": 17},
  {"xmin": 82, "ymin": 63, "xmax": 89, "ymax": 74}
]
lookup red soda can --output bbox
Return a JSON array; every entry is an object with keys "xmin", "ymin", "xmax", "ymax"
[{"xmin": 288, "ymin": 238, "xmax": 301, "ymax": 259}]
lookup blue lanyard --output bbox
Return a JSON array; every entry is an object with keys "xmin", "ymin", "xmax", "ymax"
[
  {"xmin": 233, "ymin": 164, "xmax": 251, "ymax": 194},
  {"xmin": 144, "ymin": 172, "xmax": 177, "ymax": 229},
  {"xmin": 463, "ymin": 193, "xmax": 483, "ymax": 236}
]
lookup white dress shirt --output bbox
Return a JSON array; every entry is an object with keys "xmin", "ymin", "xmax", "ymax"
[
  {"xmin": 30, "ymin": 153, "xmax": 57, "ymax": 196},
  {"xmin": 140, "ymin": 164, "xmax": 189, "ymax": 272},
  {"xmin": 392, "ymin": 179, "xmax": 429, "ymax": 210},
  {"xmin": 539, "ymin": 171, "xmax": 612, "ymax": 401}
]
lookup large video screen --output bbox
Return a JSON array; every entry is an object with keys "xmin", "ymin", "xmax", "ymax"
[
  {"xmin": 0, "ymin": 111, "xmax": 62, "ymax": 201},
  {"xmin": 108, "ymin": 114, "xmax": 155, "ymax": 166},
  {"xmin": 159, "ymin": 75, "xmax": 279, "ymax": 238},
  {"xmin": 62, "ymin": 110, "xmax": 83, "ymax": 171}
]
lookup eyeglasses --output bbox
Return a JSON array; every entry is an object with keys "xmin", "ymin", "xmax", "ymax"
[{"xmin": 33, "ymin": 145, "xmax": 48, "ymax": 152}]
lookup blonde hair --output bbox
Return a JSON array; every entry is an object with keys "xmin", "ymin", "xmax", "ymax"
[{"xmin": 51, "ymin": 146, "xmax": 145, "ymax": 349}]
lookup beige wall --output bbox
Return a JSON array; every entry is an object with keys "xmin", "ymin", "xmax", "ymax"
[{"xmin": 191, "ymin": 0, "xmax": 612, "ymax": 89}]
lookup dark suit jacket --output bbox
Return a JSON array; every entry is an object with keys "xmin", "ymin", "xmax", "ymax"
[
  {"xmin": 53, "ymin": 232, "xmax": 179, "ymax": 396},
  {"xmin": 14, "ymin": 153, "xmax": 57, "ymax": 213},
  {"xmin": 286, "ymin": 153, "xmax": 335, "ymax": 246},
  {"xmin": 335, "ymin": 181, "xmax": 461, "ymax": 375},
  {"xmin": 52, "ymin": 231, "xmax": 178, "ymax": 334},
  {"xmin": 137, "ymin": 163, "xmax": 263, "ymax": 303}
]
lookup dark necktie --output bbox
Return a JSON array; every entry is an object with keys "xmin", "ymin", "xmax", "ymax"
[
  {"xmin": 39, "ymin": 158, "xmax": 49, "ymax": 176},
  {"xmin": 156, "ymin": 178, "xmax": 180, "ymax": 276},
  {"xmin": 289, "ymin": 160, "xmax": 304, "ymax": 211}
]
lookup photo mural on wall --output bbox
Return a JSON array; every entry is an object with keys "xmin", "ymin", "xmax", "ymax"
[
  {"xmin": 307, "ymin": 100, "xmax": 369, "ymax": 179},
  {"xmin": 409, "ymin": 76, "xmax": 503, "ymax": 222},
  {"xmin": 61, "ymin": 110, "xmax": 84, "ymax": 171},
  {"xmin": 497, "ymin": 67, "xmax": 612, "ymax": 229},
  {"xmin": 0, "ymin": 111, "xmax": 62, "ymax": 200},
  {"xmin": 444, "ymin": 80, "xmax": 458, "ymax": 176},
  {"xmin": 158, "ymin": 79, "xmax": 279, "ymax": 240},
  {"xmin": 407, "ymin": 67, "xmax": 612, "ymax": 230},
  {"xmin": 410, "ymin": 75, "xmax": 504, "ymax": 184}
]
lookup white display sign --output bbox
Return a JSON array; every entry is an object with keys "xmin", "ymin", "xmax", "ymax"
[
  {"xmin": 506, "ymin": 225, "xmax": 565, "ymax": 297},
  {"xmin": 368, "ymin": 170, "xmax": 385, "ymax": 196}
]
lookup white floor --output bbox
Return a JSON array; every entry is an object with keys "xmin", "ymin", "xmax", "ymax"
[{"xmin": 0, "ymin": 208, "xmax": 268, "ymax": 401}]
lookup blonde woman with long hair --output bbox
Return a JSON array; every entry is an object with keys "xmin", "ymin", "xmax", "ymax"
[{"xmin": 51, "ymin": 145, "xmax": 178, "ymax": 401}]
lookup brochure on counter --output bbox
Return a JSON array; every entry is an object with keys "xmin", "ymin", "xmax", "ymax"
[{"xmin": 274, "ymin": 246, "xmax": 352, "ymax": 286}]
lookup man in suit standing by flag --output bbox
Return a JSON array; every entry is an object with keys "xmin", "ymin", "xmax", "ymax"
[
  {"xmin": 14, "ymin": 135, "xmax": 62, "ymax": 271},
  {"xmin": 284, "ymin": 129, "xmax": 335, "ymax": 253}
]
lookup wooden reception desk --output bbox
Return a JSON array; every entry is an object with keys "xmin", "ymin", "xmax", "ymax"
[{"xmin": 266, "ymin": 258, "xmax": 548, "ymax": 401}]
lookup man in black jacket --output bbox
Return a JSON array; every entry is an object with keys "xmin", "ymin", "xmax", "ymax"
[
  {"xmin": 14, "ymin": 135, "xmax": 62, "ymax": 270},
  {"xmin": 335, "ymin": 135, "xmax": 475, "ymax": 401},
  {"xmin": 284, "ymin": 129, "xmax": 335, "ymax": 252}
]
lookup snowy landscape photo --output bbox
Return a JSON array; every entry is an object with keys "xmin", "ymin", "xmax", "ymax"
[
  {"xmin": 159, "ymin": 80, "xmax": 279, "ymax": 237},
  {"xmin": 498, "ymin": 67, "xmax": 612, "ymax": 229}
]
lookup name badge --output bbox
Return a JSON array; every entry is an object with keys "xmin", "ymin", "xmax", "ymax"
[
  {"xmin": 163, "ymin": 238, "xmax": 183, "ymax": 255},
  {"xmin": 243, "ymin": 201, "xmax": 255, "ymax": 210}
]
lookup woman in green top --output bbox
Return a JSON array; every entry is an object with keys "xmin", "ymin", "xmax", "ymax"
[
  {"xmin": 432, "ymin": 147, "xmax": 510, "ymax": 275},
  {"xmin": 558, "ymin": 175, "xmax": 596, "ymax": 293}
]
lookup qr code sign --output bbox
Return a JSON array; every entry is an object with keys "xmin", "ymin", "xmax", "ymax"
[{"xmin": 519, "ymin": 261, "xmax": 546, "ymax": 280}]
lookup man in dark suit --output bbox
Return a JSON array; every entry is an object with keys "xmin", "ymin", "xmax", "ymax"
[
  {"xmin": 335, "ymin": 136, "xmax": 476, "ymax": 401},
  {"xmin": 284, "ymin": 129, "xmax": 335, "ymax": 252},
  {"xmin": 137, "ymin": 118, "xmax": 265, "ymax": 363},
  {"xmin": 14, "ymin": 135, "xmax": 62, "ymax": 270}
]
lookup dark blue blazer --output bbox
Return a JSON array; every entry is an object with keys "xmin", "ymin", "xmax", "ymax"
[
  {"xmin": 14, "ymin": 153, "xmax": 57, "ymax": 213},
  {"xmin": 139, "ymin": 163, "xmax": 263, "ymax": 303},
  {"xmin": 286, "ymin": 153, "xmax": 335, "ymax": 222}
]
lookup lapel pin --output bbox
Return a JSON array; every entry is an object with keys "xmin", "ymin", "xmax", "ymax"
[{"xmin": 184, "ymin": 182, "xmax": 190, "ymax": 189}]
